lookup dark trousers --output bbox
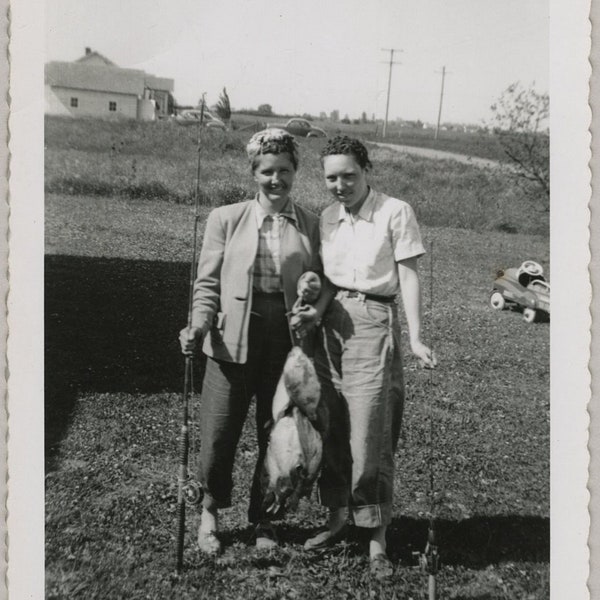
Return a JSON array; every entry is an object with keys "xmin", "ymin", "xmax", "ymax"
[{"xmin": 198, "ymin": 292, "xmax": 292, "ymax": 523}]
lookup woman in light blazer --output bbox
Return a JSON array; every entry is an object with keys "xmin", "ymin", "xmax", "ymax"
[{"xmin": 180, "ymin": 129, "xmax": 330, "ymax": 554}]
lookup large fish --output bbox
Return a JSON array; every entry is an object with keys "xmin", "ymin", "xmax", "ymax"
[{"xmin": 261, "ymin": 346, "xmax": 324, "ymax": 519}]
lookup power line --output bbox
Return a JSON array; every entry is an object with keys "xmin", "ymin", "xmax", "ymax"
[{"xmin": 380, "ymin": 48, "xmax": 402, "ymax": 138}]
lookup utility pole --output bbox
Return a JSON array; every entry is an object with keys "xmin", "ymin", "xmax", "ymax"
[
  {"xmin": 434, "ymin": 66, "xmax": 449, "ymax": 141},
  {"xmin": 381, "ymin": 48, "xmax": 402, "ymax": 138}
]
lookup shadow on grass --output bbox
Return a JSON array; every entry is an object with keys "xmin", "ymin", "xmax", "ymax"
[
  {"xmin": 45, "ymin": 254, "xmax": 201, "ymax": 467},
  {"xmin": 222, "ymin": 515, "xmax": 550, "ymax": 569},
  {"xmin": 222, "ymin": 514, "xmax": 548, "ymax": 568},
  {"xmin": 45, "ymin": 257, "xmax": 549, "ymax": 569},
  {"xmin": 387, "ymin": 515, "xmax": 549, "ymax": 566}
]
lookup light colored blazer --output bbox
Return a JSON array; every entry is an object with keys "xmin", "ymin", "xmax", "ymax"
[{"xmin": 191, "ymin": 199, "xmax": 322, "ymax": 364}]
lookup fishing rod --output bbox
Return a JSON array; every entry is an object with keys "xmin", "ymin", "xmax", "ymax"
[
  {"xmin": 175, "ymin": 96, "xmax": 206, "ymax": 574},
  {"xmin": 414, "ymin": 240, "xmax": 441, "ymax": 599}
]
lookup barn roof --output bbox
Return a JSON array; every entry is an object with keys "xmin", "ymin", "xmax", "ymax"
[
  {"xmin": 75, "ymin": 50, "xmax": 116, "ymax": 67},
  {"xmin": 45, "ymin": 50, "xmax": 174, "ymax": 96},
  {"xmin": 45, "ymin": 61, "xmax": 146, "ymax": 95},
  {"xmin": 145, "ymin": 75, "xmax": 174, "ymax": 92}
]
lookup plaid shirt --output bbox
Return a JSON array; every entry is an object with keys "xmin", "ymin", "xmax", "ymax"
[{"xmin": 253, "ymin": 198, "xmax": 297, "ymax": 293}]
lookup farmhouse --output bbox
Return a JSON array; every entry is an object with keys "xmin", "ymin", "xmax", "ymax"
[{"xmin": 45, "ymin": 48, "xmax": 174, "ymax": 120}]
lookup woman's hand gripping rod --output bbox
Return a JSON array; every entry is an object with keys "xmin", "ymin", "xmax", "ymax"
[{"xmin": 176, "ymin": 108, "xmax": 206, "ymax": 574}]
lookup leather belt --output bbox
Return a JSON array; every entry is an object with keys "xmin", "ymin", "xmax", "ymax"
[{"xmin": 336, "ymin": 288, "xmax": 396, "ymax": 304}]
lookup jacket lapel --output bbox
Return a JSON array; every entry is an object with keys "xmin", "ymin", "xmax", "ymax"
[{"xmin": 229, "ymin": 202, "xmax": 259, "ymax": 298}]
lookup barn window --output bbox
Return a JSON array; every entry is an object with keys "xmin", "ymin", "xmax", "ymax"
[
  {"xmin": 70, "ymin": 97, "xmax": 78, "ymax": 108},
  {"xmin": 109, "ymin": 101, "xmax": 117, "ymax": 111}
]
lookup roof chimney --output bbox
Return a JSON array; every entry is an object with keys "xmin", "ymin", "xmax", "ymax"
[{"xmin": 85, "ymin": 47, "xmax": 91, "ymax": 55}]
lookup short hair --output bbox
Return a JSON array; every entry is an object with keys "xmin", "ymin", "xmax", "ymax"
[
  {"xmin": 246, "ymin": 128, "xmax": 299, "ymax": 171},
  {"xmin": 320, "ymin": 135, "xmax": 372, "ymax": 170}
]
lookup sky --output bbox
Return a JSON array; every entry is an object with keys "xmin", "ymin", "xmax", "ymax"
[{"xmin": 45, "ymin": 0, "xmax": 549, "ymax": 125}]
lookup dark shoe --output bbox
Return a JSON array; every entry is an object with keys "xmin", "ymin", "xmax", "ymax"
[
  {"xmin": 370, "ymin": 553, "xmax": 393, "ymax": 580},
  {"xmin": 197, "ymin": 529, "xmax": 222, "ymax": 556},
  {"xmin": 256, "ymin": 522, "xmax": 279, "ymax": 550},
  {"xmin": 304, "ymin": 524, "xmax": 348, "ymax": 551}
]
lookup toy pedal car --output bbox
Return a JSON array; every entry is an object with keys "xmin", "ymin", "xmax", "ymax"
[{"xmin": 490, "ymin": 260, "xmax": 550, "ymax": 323}]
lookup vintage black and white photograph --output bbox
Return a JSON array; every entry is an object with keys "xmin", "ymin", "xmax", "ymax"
[{"xmin": 5, "ymin": 0, "xmax": 593, "ymax": 598}]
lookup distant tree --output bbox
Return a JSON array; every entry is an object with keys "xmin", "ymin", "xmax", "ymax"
[
  {"xmin": 361, "ymin": 111, "xmax": 368, "ymax": 123},
  {"xmin": 257, "ymin": 103, "xmax": 273, "ymax": 116},
  {"xmin": 490, "ymin": 82, "xmax": 549, "ymax": 202},
  {"xmin": 341, "ymin": 114, "xmax": 351, "ymax": 124},
  {"xmin": 330, "ymin": 110, "xmax": 339, "ymax": 122},
  {"xmin": 215, "ymin": 87, "xmax": 232, "ymax": 122},
  {"xmin": 319, "ymin": 112, "xmax": 327, "ymax": 121}
]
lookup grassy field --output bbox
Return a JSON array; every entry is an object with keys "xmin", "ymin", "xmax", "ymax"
[
  {"xmin": 45, "ymin": 116, "xmax": 549, "ymax": 599},
  {"xmin": 45, "ymin": 116, "xmax": 548, "ymax": 235},
  {"xmin": 229, "ymin": 113, "xmax": 509, "ymax": 162}
]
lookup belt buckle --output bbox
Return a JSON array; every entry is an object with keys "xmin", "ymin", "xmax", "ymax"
[{"xmin": 341, "ymin": 290, "xmax": 365, "ymax": 302}]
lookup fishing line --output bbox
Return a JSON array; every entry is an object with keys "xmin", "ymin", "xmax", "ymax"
[
  {"xmin": 428, "ymin": 240, "xmax": 436, "ymax": 525},
  {"xmin": 414, "ymin": 239, "xmax": 441, "ymax": 600},
  {"xmin": 175, "ymin": 110, "xmax": 205, "ymax": 574}
]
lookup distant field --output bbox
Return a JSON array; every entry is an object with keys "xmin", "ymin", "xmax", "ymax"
[
  {"xmin": 45, "ymin": 116, "xmax": 548, "ymax": 235},
  {"xmin": 230, "ymin": 112, "xmax": 508, "ymax": 161}
]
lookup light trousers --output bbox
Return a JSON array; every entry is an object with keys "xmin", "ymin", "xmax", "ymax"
[{"xmin": 314, "ymin": 291, "xmax": 404, "ymax": 527}]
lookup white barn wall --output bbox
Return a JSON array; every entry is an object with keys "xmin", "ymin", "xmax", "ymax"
[
  {"xmin": 48, "ymin": 86, "xmax": 139, "ymax": 118},
  {"xmin": 44, "ymin": 84, "xmax": 71, "ymax": 116}
]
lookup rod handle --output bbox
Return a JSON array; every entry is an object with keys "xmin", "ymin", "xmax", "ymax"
[
  {"xmin": 429, "ymin": 573, "xmax": 436, "ymax": 600},
  {"xmin": 175, "ymin": 498, "xmax": 186, "ymax": 572}
]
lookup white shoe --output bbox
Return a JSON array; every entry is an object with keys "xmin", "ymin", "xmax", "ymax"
[
  {"xmin": 303, "ymin": 523, "xmax": 348, "ymax": 550},
  {"xmin": 370, "ymin": 553, "xmax": 393, "ymax": 580},
  {"xmin": 255, "ymin": 523, "xmax": 279, "ymax": 550},
  {"xmin": 197, "ymin": 529, "xmax": 222, "ymax": 555}
]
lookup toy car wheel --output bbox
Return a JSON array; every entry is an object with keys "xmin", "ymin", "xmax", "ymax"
[
  {"xmin": 490, "ymin": 292, "xmax": 505, "ymax": 310},
  {"xmin": 523, "ymin": 308, "xmax": 536, "ymax": 323},
  {"xmin": 520, "ymin": 261, "xmax": 543, "ymax": 277}
]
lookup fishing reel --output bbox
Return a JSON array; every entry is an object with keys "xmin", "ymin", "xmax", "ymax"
[
  {"xmin": 413, "ymin": 527, "xmax": 441, "ymax": 575},
  {"xmin": 182, "ymin": 478, "xmax": 204, "ymax": 506}
]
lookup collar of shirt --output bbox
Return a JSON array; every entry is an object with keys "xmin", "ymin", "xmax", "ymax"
[
  {"xmin": 327, "ymin": 187, "xmax": 376, "ymax": 224},
  {"xmin": 254, "ymin": 195, "xmax": 297, "ymax": 229}
]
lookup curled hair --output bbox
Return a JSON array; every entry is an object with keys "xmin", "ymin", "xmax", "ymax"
[
  {"xmin": 246, "ymin": 128, "xmax": 299, "ymax": 171},
  {"xmin": 320, "ymin": 135, "xmax": 372, "ymax": 170}
]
